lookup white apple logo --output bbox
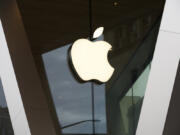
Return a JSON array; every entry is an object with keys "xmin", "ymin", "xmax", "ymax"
[{"xmin": 70, "ymin": 27, "xmax": 114, "ymax": 83}]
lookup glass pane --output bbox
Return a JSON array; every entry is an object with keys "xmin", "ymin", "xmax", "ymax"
[
  {"xmin": 43, "ymin": 44, "xmax": 94, "ymax": 134},
  {"xmin": 119, "ymin": 88, "xmax": 134, "ymax": 135},
  {"xmin": 0, "ymin": 79, "xmax": 14, "ymax": 135},
  {"xmin": 42, "ymin": 36, "xmax": 107, "ymax": 134},
  {"xmin": 118, "ymin": 64, "xmax": 151, "ymax": 135},
  {"xmin": 94, "ymin": 84, "xmax": 107, "ymax": 134},
  {"xmin": 133, "ymin": 64, "xmax": 151, "ymax": 131},
  {"xmin": 133, "ymin": 64, "xmax": 151, "ymax": 98}
]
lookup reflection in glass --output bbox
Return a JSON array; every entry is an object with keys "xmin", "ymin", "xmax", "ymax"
[
  {"xmin": 119, "ymin": 64, "xmax": 151, "ymax": 135},
  {"xmin": 42, "ymin": 44, "xmax": 107, "ymax": 134},
  {"xmin": 94, "ymin": 84, "xmax": 107, "ymax": 134},
  {"xmin": 0, "ymin": 79, "xmax": 14, "ymax": 135}
]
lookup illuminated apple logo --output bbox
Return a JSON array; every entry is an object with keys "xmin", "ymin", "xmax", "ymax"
[{"xmin": 70, "ymin": 27, "xmax": 114, "ymax": 83}]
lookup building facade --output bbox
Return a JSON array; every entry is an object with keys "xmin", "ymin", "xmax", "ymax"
[{"xmin": 0, "ymin": 0, "xmax": 180, "ymax": 135}]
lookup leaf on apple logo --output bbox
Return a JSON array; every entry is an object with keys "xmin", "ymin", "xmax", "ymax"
[{"xmin": 93, "ymin": 27, "xmax": 104, "ymax": 39}]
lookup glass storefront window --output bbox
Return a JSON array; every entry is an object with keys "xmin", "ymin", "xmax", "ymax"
[
  {"xmin": 42, "ymin": 43, "xmax": 107, "ymax": 134},
  {"xmin": 119, "ymin": 64, "xmax": 151, "ymax": 135},
  {"xmin": 42, "ymin": 13, "xmax": 162, "ymax": 135},
  {"xmin": 40, "ymin": 1, "xmax": 164, "ymax": 135}
]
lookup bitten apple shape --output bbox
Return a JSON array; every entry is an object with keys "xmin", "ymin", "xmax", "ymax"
[{"xmin": 70, "ymin": 39, "xmax": 114, "ymax": 83}]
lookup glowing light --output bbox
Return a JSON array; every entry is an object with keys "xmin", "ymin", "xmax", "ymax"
[
  {"xmin": 70, "ymin": 39, "xmax": 114, "ymax": 83},
  {"xmin": 93, "ymin": 27, "xmax": 104, "ymax": 39}
]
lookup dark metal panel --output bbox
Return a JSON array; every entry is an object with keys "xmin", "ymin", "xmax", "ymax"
[{"xmin": 163, "ymin": 60, "xmax": 180, "ymax": 135}]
